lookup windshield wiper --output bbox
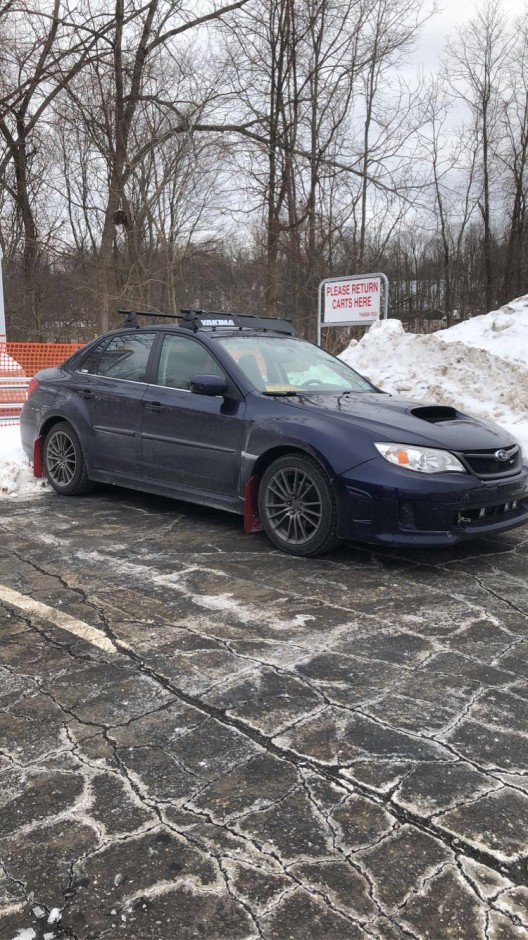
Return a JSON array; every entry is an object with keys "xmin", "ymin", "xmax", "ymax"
[{"xmin": 261, "ymin": 389, "xmax": 300, "ymax": 396}]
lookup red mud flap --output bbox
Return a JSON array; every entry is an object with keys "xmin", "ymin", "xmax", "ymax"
[
  {"xmin": 33, "ymin": 436, "xmax": 45, "ymax": 478},
  {"xmin": 243, "ymin": 475, "xmax": 262, "ymax": 533}
]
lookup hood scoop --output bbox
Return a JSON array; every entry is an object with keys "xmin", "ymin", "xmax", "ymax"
[{"xmin": 410, "ymin": 405, "xmax": 461, "ymax": 424}]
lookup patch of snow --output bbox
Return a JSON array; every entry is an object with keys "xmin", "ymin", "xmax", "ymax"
[
  {"xmin": 339, "ymin": 303, "xmax": 528, "ymax": 455},
  {"xmin": 72, "ymin": 549, "xmax": 315, "ymax": 639},
  {"xmin": 0, "ymin": 425, "xmax": 49, "ymax": 500},
  {"xmin": 47, "ymin": 908, "xmax": 62, "ymax": 925},
  {"xmin": 11, "ymin": 930, "xmax": 37, "ymax": 940},
  {"xmin": 0, "ymin": 349, "xmax": 24, "ymax": 374}
]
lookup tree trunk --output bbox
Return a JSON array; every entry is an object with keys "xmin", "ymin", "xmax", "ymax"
[
  {"xmin": 13, "ymin": 125, "xmax": 41, "ymax": 337},
  {"xmin": 481, "ymin": 94, "xmax": 493, "ymax": 311}
]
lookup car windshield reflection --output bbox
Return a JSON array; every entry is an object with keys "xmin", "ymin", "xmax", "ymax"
[{"xmin": 217, "ymin": 335, "xmax": 374, "ymax": 394}]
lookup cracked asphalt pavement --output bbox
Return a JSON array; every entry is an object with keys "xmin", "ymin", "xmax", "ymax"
[{"xmin": 0, "ymin": 489, "xmax": 528, "ymax": 939}]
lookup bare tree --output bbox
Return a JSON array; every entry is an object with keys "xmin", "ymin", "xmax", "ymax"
[
  {"xmin": 446, "ymin": 0, "xmax": 513, "ymax": 311},
  {"xmin": 60, "ymin": 0, "xmax": 250, "ymax": 331},
  {"xmin": 0, "ymin": 1, "xmax": 117, "ymax": 336},
  {"xmin": 355, "ymin": 0, "xmax": 428, "ymax": 268},
  {"xmin": 499, "ymin": 11, "xmax": 528, "ymax": 300},
  {"xmin": 227, "ymin": 0, "xmax": 432, "ymax": 333}
]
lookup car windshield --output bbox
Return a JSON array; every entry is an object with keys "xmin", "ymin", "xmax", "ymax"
[{"xmin": 217, "ymin": 335, "xmax": 374, "ymax": 394}]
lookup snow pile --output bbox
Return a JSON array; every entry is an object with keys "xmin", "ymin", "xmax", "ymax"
[
  {"xmin": 437, "ymin": 295, "xmax": 528, "ymax": 366},
  {"xmin": 0, "ymin": 426, "xmax": 48, "ymax": 499},
  {"xmin": 340, "ymin": 298, "xmax": 528, "ymax": 454}
]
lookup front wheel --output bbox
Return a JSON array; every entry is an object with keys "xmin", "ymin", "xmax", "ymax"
[
  {"xmin": 43, "ymin": 421, "xmax": 94, "ymax": 496},
  {"xmin": 258, "ymin": 454, "xmax": 339, "ymax": 556}
]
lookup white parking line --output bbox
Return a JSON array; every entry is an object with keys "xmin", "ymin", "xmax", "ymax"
[{"xmin": 0, "ymin": 584, "xmax": 118, "ymax": 653}]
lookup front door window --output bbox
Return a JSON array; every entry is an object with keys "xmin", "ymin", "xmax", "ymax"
[{"xmin": 156, "ymin": 335, "xmax": 225, "ymax": 389}]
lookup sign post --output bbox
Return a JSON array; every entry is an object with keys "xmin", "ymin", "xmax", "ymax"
[{"xmin": 317, "ymin": 272, "xmax": 388, "ymax": 345}]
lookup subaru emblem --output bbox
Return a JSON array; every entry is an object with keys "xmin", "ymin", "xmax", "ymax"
[{"xmin": 495, "ymin": 449, "xmax": 509, "ymax": 462}]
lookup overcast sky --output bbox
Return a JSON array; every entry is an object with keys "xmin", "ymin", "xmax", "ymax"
[{"xmin": 416, "ymin": 0, "xmax": 527, "ymax": 71}]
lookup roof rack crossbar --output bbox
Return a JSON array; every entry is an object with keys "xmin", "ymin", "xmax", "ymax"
[{"xmin": 118, "ymin": 309, "xmax": 184, "ymax": 328}]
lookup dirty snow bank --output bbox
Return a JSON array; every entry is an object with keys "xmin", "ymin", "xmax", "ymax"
[
  {"xmin": 340, "ymin": 297, "xmax": 528, "ymax": 454},
  {"xmin": 0, "ymin": 425, "xmax": 48, "ymax": 499}
]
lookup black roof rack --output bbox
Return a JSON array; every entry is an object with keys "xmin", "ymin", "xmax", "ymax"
[
  {"xmin": 118, "ymin": 308, "xmax": 295, "ymax": 336},
  {"xmin": 180, "ymin": 309, "xmax": 295, "ymax": 335}
]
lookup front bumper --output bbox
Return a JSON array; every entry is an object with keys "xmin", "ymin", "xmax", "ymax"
[{"xmin": 336, "ymin": 457, "xmax": 528, "ymax": 547}]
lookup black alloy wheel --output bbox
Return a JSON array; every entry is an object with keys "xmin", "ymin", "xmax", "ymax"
[
  {"xmin": 259, "ymin": 453, "xmax": 339, "ymax": 556},
  {"xmin": 43, "ymin": 421, "xmax": 93, "ymax": 496}
]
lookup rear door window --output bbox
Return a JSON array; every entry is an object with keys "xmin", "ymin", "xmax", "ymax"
[
  {"xmin": 77, "ymin": 338, "xmax": 111, "ymax": 375},
  {"xmin": 95, "ymin": 333, "xmax": 156, "ymax": 382}
]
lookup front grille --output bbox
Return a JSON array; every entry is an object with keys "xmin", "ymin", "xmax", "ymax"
[{"xmin": 460, "ymin": 445, "xmax": 521, "ymax": 479}]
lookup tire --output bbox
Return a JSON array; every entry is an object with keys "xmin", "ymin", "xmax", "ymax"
[
  {"xmin": 43, "ymin": 421, "xmax": 94, "ymax": 496},
  {"xmin": 258, "ymin": 453, "xmax": 340, "ymax": 556}
]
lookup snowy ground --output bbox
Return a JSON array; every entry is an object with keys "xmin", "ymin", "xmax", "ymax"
[
  {"xmin": 0, "ymin": 426, "xmax": 48, "ymax": 500},
  {"xmin": 340, "ymin": 294, "xmax": 528, "ymax": 454},
  {"xmin": 1, "ymin": 295, "xmax": 527, "ymax": 500}
]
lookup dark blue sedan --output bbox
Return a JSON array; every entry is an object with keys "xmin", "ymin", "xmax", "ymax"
[{"xmin": 20, "ymin": 310, "xmax": 528, "ymax": 555}]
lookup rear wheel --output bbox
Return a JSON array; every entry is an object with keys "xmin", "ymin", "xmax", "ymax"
[
  {"xmin": 258, "ymin": 454, "xmax": 339, "ymax": 556},
  {"xmin": 43, "ymin": 422, "xmax": 93, "ymax": 496}
]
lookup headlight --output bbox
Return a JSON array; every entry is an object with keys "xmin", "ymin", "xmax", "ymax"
[{"xmin": 374, "ymin": 442, "xmax": 466, "ymax": 474}]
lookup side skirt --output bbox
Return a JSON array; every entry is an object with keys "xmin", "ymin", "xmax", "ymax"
[{"xmin": 88, "ymin": 469, "xmax": 244, "ymax": 516}]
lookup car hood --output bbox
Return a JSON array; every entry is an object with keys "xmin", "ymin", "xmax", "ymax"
[{"xmin": 282, "ymin": 392, "xmax": 516, "ymax": 451}]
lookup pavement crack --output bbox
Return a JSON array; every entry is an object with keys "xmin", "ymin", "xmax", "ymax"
[
  {"xmin": 472, "ymin": 574, "xmax": 528, "ymax": 619},
  {"xmin": 217, "ymin": 855, "xmax": 267, "ymax": 939},
  {"xmin": 396, "ymin": 859, "xmax": 451, "ymax": 914},
  {"xmin": 433, "ymin": 685, "xmax": 487, "ymax": 739}
]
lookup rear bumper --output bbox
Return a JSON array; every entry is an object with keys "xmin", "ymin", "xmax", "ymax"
[
  {"xmin": 20, "ymin": 400, "xmax": 39, "ymax": 460},
  {"xmin": 336, "ymin": 458, "xmax": 528, "ymax": 547}
]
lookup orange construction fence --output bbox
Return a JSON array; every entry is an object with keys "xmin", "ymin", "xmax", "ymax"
[{"xmin": 0, "ymin": 342, "xmax": 84, "ymax": 426}]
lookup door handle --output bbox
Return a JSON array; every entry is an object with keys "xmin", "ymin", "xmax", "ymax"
[
  {"xmin": 144, "ymin": 400, "xmax": 165, "ymax": 412},
  {"xmin": 78, "ymin": 388, "xmax": 93, "ymax": 399}
]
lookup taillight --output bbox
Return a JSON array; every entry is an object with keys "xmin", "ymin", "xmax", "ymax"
[{"xmin": 27, "ymin": 378, "xmax": 39, "ymax": 397}]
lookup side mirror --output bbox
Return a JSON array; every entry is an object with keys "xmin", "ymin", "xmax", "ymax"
[{"xmin": 190, "ymin": 374, "xmax": 228, "ymax": 397}]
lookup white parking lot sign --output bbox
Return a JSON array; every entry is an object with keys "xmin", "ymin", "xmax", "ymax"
[
  {"xmin": 317, "ymin": 272, "xmax": 388, "ymax": 344},
  {"xmin": 325, "ymin": 276, "xmax": 381, "ymax": 321}
]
